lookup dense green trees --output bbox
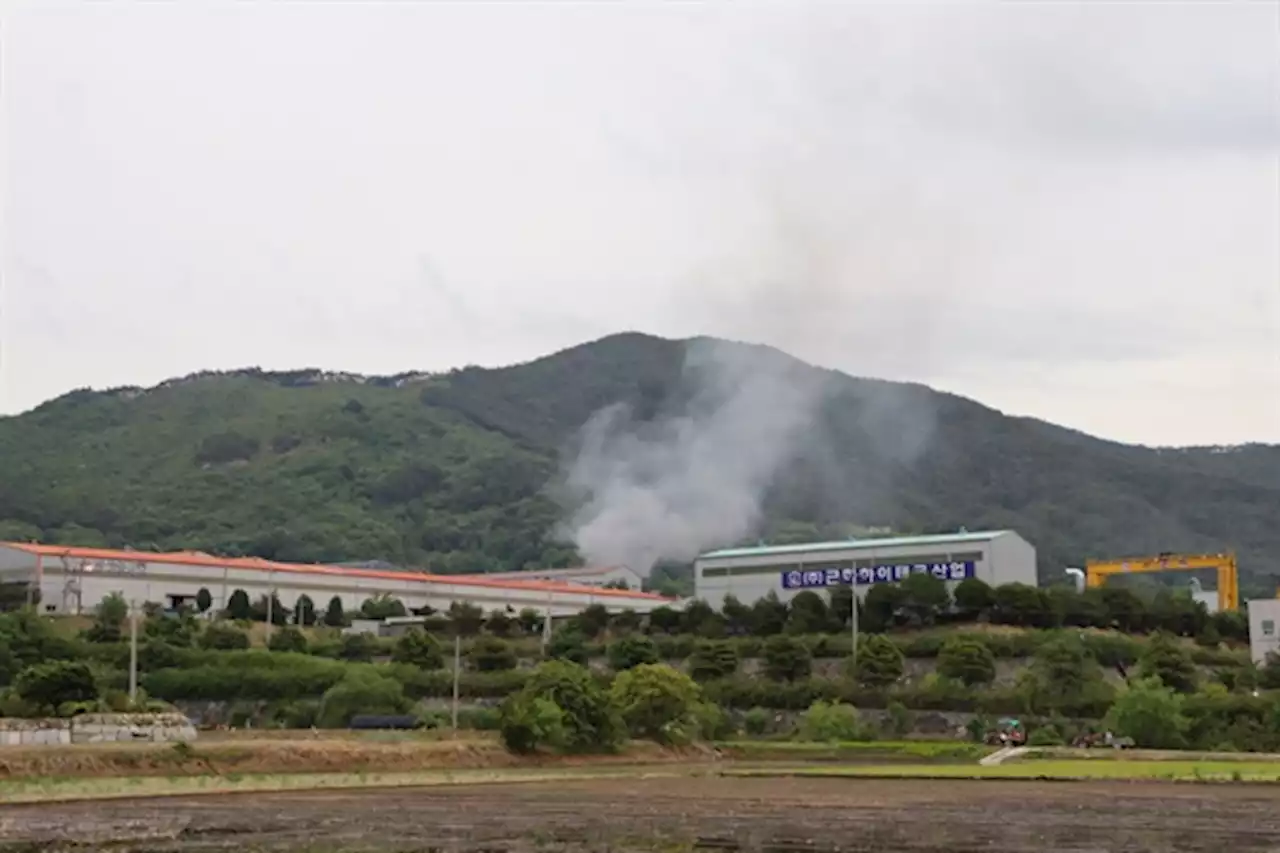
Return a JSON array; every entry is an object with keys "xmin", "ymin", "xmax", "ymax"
[
  {"xmin": 499, "ymin": 660, "xmax": 624, "ymax": 754},
  {"xmin": 14, "ymin": 660, "xmax": 99, "ymax": 713},
  {"xmin": 2, "ymin": 597, "xmax": 1280, "ymax": 753},
  {"xmin": 0, "ymin": 333, "xmax": 1276, "ymax": 597},
  {"xmin": 609, "ymin": 664, "xmax": 704, "ymax": 744}
]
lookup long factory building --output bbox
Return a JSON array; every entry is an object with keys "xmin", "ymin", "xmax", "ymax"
[
  {"xmin": 695, "ymin": 530, "xmax": 1038, "ymax": 606},
  {"xmin": 0, "ymin": 542, "xmax": 673, "ymax": 617}
]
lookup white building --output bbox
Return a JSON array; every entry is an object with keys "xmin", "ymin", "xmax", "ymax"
[
  {"xmin": 1247, "ymin": 599, "xmax": 1280, "ymax": 664},
  {"xmin": 0, "ymin": 542, "xmax": 674, "ymax": 618},
  {"xmin": 467, "ymin": 565, "xmax": 644, "ymax": 590},
  {"xmin": 695, "ymin": 530, "xmax": 1038, "ymax": 607}
]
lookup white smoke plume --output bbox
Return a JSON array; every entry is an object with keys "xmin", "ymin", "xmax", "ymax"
[{"xmin": 558, "ymin": 336, "xmax": 835, "ymax": 576}]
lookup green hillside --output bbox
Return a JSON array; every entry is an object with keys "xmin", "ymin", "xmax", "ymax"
[{"xmin": 0, "ymin": 332, "xmax": 1277, "ymax": 594}]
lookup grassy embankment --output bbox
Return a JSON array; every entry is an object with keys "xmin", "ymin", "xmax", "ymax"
[{"xmin": 5, "ymin": 736, "xmax": 1280, "ymax": 803}]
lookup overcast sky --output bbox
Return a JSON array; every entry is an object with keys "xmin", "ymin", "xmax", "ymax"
[{"xmin": 3, "ymin": 2, "xmax": 1278, "ymax": 447}]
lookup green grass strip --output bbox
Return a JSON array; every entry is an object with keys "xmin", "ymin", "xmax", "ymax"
[
  {"xmin": 722, "ymin": 760, "xmax": 1280, "ymax": 782},
  {"xmin": 0, "ymin": 764, "xmax": 708, "ymax": 805}
]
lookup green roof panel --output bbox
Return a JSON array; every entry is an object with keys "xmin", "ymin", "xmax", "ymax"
[{"xmin": 697, "ymin": 530, "xmax": 1013, "ymax": 561}]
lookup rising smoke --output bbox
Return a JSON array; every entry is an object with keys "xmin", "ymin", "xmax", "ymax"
[
  {"xmin": 557, "ymin": 336, "xmax": 835, "ymax": 576},
  {"xmin": 552, "ymin": 14, "xmax": 959, "ymax": 576}
]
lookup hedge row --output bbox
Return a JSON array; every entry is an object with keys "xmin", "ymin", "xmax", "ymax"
[{"xmin": 139, "ymin": 653, "xmax": 531, "ymax": 702}]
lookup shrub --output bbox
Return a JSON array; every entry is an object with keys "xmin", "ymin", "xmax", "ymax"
[
  {"xmin": 1019, "ymin": 632, "xmax": 1110, "ymax": 714},
  {"xmin": 953, "ymin": 577, "xmax": 995, "ymax": 619},
  {"xmin": 138, "ymin": 639, "xmax": 181, "ymax": 671},
  {"xmin": 1138, "ymin": 631, "xmax": 1198, "ymax": 693},
  {"xmin": 267, "ymin": 626, "xmax": 308, "ymax": 654},
  {"xmin": 688, "ymin": 640, "xmax": 739, "ymax": 681},
  {"xmin": 853, "ymin": 634, "xmax": 905, "ymax": 687},
  {"xmin": 610, "ymin": 663, "xmax": 704, "ymax": 744},
  {"xmin": 936, "ymin": 636, "xmax": 996, "ymax": 686},
  {"xmin": 1259, "ymin": 652, "xmax": 1280, "ymax": 690},
  {"xmin": 142, "ymin": 652, "xmax": 351, "ymax": 701},
  {"xmin": 742, "ymin": 706, "xmax": 772, "ymax": 736},
  {"xmin": 547, "ymin": 628, "xmax": 589, "ymax": 665},
  {"xmin": 498, "ymin": 693, "xmax": 567, "ymax": 754},
  {"xmin": 693, "ymin": 701, "xmax": 733, "ymax": 740},
  {"xmin": 317, "ymin": 670, "xmax": 411, "ymax": 728},
  {"xmin": 447, "ymin": 603, "xmax": 484, "ymax": 637},
  {"xmin": 84, "ymin": 593, "xmax": 129, "ymax": 644},
  {"xmin": 323, "ymin": 596, "xmax": 347, "ymax": 628},
  {"xmin": 607, "ymin": 635, "xmax": 660, "ymax": 672},
  {"xmin": 1104, "ymin": 676, "xmax": 1189, "ymax": 749},
  {"xmin": 898, "ymin": 572, "xmax": 951, "ymax": 625},
  {"xmin": 762, "ymin": 635, "xmax": 812, "ymax": 682},
  {"xmin": 884, "ymin": 701, "xmax": 911, "ymax": 738},
  {"xmin": 485, "ymin": 610, "xmax": 516, "ymax": 637},
  {"xmin": 225, "ymin": 589, "xmax": 252, "ymax": 621},
  {"xmin": 14, "ymin": 660, "xmax": 99, "ymax": 714},
  {"xmin": 796, "ymin": 700, "xmax": 864, "ymax": 742},
  {"xmin": 1027, "ymin": 726, "xmax": 1063, "ymax": 746},
  {"xmin": 391, "ymin": 629, "xmax": 444, "ymax": 669},
  {"xmin": 456, "ymin": 706, "xmax": 502, "ymax": 731},
  {"xmin": 360, "ymin": 594, "xmax": 407, "ymax": 620},
  {"xmin": 653, "ymin": 634, "xmax": 696, "ymax": 660},
  {"xmin": 294, "ymin": 595, "xmax": 317, "ymax": 627},
  {"xmin": 469, "ymin": 636, "xmax": 517, "ymax": 672},
  {"xmin": 337, "ymin": 633, "xmax": 379, "ymax": 662},
  {"xmin": 574, "ymin": 603, "xmax": 611, "ymax": 639},
  {"xmin": 199, "ymin": 622, "xmax": 250, "ymax": 651},
  {"xmin": 513, "ymin": 660, "xmax": 624, "ymax": 754},
  {"xmin": 144, "ymin": 613, "xmax": 200, "ymax": 648},
  {"xmin": 785, "ymin": 591, "xmax": 833, "ymax": 634},
  {"xmin": 249, "ymin": 594, "xmax": 290, "ymax": 626}
]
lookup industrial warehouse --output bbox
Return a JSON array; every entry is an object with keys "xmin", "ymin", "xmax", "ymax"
[
  {"xmin": 0, "ymin": 542, "xmax": 672, "ymax": 617},
  {"xmin": 694, "ymin": 530, "xmax": 1038, "ymax": 606}
]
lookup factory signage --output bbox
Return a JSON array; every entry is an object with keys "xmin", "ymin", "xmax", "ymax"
[{"xmin": 780, "ymin": 560, "xmax": 975, "ymax": 590}]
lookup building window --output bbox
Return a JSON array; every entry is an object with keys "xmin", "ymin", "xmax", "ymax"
[{"xmin": 1264, "ymin": 620, "xmax": 1275, "ymax": 637}]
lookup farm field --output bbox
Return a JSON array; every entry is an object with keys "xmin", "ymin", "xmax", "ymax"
[{"xmin": 3, "ymin": 774, "xmax": 1280, "ymax": 852}]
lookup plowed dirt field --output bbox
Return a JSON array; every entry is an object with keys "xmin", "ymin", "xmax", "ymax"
[{"xmin": 2, "ymin": 774, "xmax": 1277, "ymax": 852}]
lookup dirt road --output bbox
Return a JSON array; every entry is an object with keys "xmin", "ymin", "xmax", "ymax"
[{"xmin": 2, "ymin": 775, "xmax": 1277, "ymax": 852}]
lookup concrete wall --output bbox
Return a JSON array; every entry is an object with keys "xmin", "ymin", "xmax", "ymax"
[
  {"xmin": 695, "ymin": 534, "xmax": 1040, "ymax": 607},
  {"xmin": 1248, "ymin": 599, "xmax": 1280, "ymax": 664},
  {"xmin": 986, "ymin": 532, "xmax": 1039, "ymax": 587},
  {"xmin": 0, "ymin": 547, "xmax": 36, "ymax": 575},
  {"xmin": 0, "ymin": 713, "xmax": 197, "ymax": 746}
]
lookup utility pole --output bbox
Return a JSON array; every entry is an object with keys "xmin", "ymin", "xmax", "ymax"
[
  {"xmin": 128, "ymin": 600, "xmax": 139, "ymax": 705},
  {"xmin": 541, "ymin": 602, "xmax": 553, "ymax": 656},
  {"xmin": 265, "ymin": 571, "xmax": 274, "ymax": 642},
  {"xmin": 451, "ymin": 634, "xmax": 461, "ymax": 736},
  {"xmin": 850, "ymin": 580, "xmax": 859, "ymax": 679}
]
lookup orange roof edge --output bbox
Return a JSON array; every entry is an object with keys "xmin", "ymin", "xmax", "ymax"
[{"xmin": 1, "ymin": 542, "xmax": 673, "ymax": 602}]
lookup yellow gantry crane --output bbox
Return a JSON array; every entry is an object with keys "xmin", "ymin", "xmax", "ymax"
[{"xmin": 1085, "ymin": 552, "xmax": 1238, "ymax": 612}]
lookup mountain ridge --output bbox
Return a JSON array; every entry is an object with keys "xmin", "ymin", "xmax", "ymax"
[{"xmin": 1, "ymin": 332, "xmax": 1277, "ymax": 596}]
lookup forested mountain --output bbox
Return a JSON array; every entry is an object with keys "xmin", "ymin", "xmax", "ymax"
[{"xmin": 0, "ymin": 332, "xmax": 1276, "ymax": 595}]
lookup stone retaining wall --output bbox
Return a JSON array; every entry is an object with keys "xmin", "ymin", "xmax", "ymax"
[{"xmin": 0, "ymin": 713, "xmax": 197, "ymax": 746}]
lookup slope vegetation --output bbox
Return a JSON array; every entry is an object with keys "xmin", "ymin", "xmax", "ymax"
[{"xmin": 0, "ymin": 333, "xmax": 1276, "ymax": 591}]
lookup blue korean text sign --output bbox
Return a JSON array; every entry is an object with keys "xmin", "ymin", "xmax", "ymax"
[{"xmin": 780, "ymin": 560, "xmax": 976, "ymax": 590}]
